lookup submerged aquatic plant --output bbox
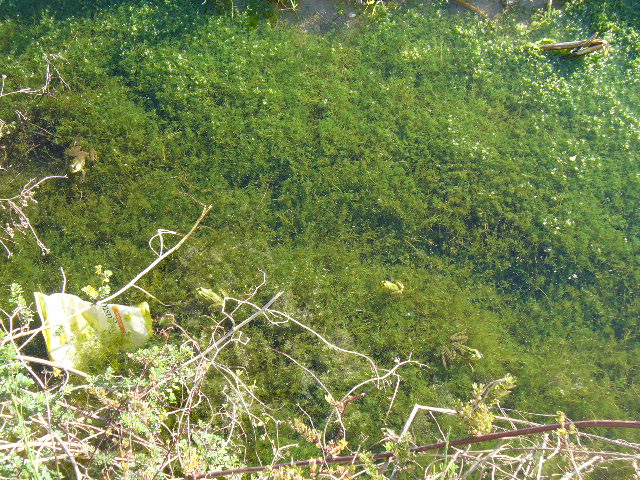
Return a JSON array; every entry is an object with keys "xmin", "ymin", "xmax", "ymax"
[{"xmin": 0, "ymin": 1, "xmax": 638, "ymax": 468}]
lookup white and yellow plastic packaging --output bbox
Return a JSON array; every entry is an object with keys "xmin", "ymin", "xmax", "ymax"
[{"xmin": 34, "ymin": 292, "xmax": 152, "ymax": 370}]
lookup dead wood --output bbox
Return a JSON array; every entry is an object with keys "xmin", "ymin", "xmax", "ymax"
[{"xmin": 540, "ymin": 33, "xmax": 610, "ymax": 58}]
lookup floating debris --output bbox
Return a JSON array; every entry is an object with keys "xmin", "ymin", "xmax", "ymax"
[{"xmin": 540, "ymin": 32, "xmax": 610, "ymax": 58}]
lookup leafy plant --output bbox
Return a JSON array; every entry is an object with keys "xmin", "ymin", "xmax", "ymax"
[
  {"xmin": 458, "ymin": 374, "xmax": 517, "ymax": 435},
  {"xmin": 81, "ymin": 264, "xmax": 112, "ymax": 301}
]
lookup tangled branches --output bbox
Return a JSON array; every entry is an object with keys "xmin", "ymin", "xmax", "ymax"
[
  {"xmin": 1, "ymin": 206, "xmax": 638, "ymax": 479},
  {"xmin": 0, "ymin": 54, "xmax": 69, "ymax": 101},
  {"xmin": 0, "ymin": 205, "xmax": 418, "ymax": 479},
  {"xmin": 0, "ymin": 276, "xmax": 418, "ymax": 478},
  {"xmin": 194, "ymin": 414, "xmax": 640, "ymax": 479},
  {"xmin": 3, "ymin": 271, "xmax": 639, "ymax": 480},
  {"xmin": 1, "ymin": 53, "xmax": 70, "ymax": 258},
  {"xmin": 1, "ymin": 53, "xmax": 69, "ymax": 153},
  {"xmin": 0, "ymin": 176, "xmax": 65, "ymax": 257}
]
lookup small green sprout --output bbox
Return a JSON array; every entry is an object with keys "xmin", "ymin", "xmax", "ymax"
[{"xmin": 82, "ymin": 265, "xmax": 113, "ymax": 301}]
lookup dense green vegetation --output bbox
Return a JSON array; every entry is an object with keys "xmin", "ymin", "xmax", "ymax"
[{"xmin": 1, "ymin": 0, "xmax": 639, "ymax": 476}]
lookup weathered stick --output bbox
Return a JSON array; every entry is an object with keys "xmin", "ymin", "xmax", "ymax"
[
  {"xmin": 540, "ymin": 39, "xmax": 606, "ymax": 51},
  {"xmin": 540, "ymin": 32, "xmax": 601, "ymax": 51},
  {"xmin": 451, "ymin": 0, "xmax": 487, "ymax": 18},
  {"xmin": 99, "ymin": 203, "xmax": 212, "ymax": 304},
  {"xmin": 559, "ymin": 455, "xmax": 603, "ymax": 479},
  {"xmin": 15, "ymin": 354, "xmax": 89, "ymax": 379},
  {"xmin": 539, "ymin": 33, "xmax": 609, "ymax": 58},
  {"xmin": 564, "ymin": 43, "xmax": 608, "ymax": 58}
]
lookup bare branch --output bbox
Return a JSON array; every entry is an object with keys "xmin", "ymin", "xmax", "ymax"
[
  {"xmin": 0, "ymin": 175, "xmax": 66, "ymax": 257},
  {"xmin": 99, "ymin": 204, "xmax": 212, "ymax": 304}
]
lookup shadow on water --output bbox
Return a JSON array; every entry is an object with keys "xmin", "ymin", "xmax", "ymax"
[
  {"xmin": 0, "ymin": 0, "xmax": 363, "ymax": 37},
  {"xmin": 0, "ymin": 0, "xmax": 219, "ymax": 59},
  {"xmin": 0, "ymin": 0, "xmax": 140, "ymax": 21},
  {"xmin": 0, "ymin": 0, "xmax": 235, "ymax": 22}
]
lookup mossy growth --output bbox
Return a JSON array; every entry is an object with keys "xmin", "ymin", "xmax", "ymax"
[{"xmin": 0, "ymin": 0, "xmax": 639, "ymax": 462}]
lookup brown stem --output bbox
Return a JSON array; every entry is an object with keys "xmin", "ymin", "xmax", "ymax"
[
  {"xmin": 451, "ymin": 0, "xmax": 487, "ymax": 18},
  {"xmin": 188, "ymin": 420, "xmax": 640, "ymax": 479}
]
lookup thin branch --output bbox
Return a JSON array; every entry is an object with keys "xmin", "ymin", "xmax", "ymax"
[
  {"xmin": 60, "ymin": 267, "xmax": 67, "ymax": 293},
  {"xmin": 99, "ymin": 204, "xmax": 212, "ymax": 304},
  {"xmin": 132, "ymin": 284, "xmax": 174, "ymax": 306},
  {"xmin": 47, "ymin": 422, "xmax": 83, "ymax": 480},
  {"xmin": 0, "ymin": 175, "xmax": 67, "ymax": 256},
  {"xmin": 419, "ymin": 404, "xmax": 640, "ymax": 452},
  {"xmin": 16, "ymin": 355, "xmax": 89, "ymax": 379},
  {"xmin": 176, "ymin": 292, "xmax": 283, "ymax": 371},
  {"xmin": 559, "ymin": 455, "xmax": 603, "ymax": 479}
]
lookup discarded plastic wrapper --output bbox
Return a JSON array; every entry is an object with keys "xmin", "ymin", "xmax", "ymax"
[{"xmin": 34, "ymin": 292, "xmax": 152, "ymax": 370}]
